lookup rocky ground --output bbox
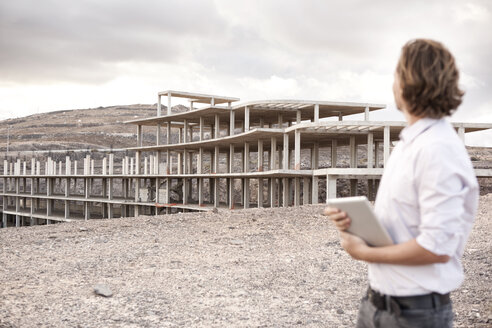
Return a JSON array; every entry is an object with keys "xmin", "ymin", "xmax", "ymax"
[{"xmin": 0, "ymin": 195, "xmax": 490, "ymax": 327}]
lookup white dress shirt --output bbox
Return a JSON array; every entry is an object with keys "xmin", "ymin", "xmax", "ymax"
[{"xmin": 369, "ymin": 117, "xmax": 479, "ymax": 296}]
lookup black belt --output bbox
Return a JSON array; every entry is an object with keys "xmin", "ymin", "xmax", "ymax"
[{"xmin": 367, "ymin": 287, "xmax": 451, "ymax": 316}]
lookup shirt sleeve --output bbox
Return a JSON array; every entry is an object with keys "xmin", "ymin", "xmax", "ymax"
[{"xmin": 414, "ymin": 142, "xmax": 472, "ymax": 257}]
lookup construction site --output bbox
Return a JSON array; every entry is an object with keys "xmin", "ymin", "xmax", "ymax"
[{"xmin": 1, "ymin": 90, "xmax": 492, "ymax": 228}]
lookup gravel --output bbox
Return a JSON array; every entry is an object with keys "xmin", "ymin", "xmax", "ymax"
[{"xmin": 0, "ymin": 194, "xmax": 490, "ymax": 327}]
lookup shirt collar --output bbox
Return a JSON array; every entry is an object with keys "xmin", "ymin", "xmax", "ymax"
[{"xmin": 399, "ymin": 117, "xmax": 440, "ymax": 144}]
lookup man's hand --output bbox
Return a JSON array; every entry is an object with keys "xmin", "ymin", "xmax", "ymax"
[
  {"xmin": 323, "ymin": 206, "xmax": 351, "ymax": 231},
  {"xmin": 339, "ymin": 231, "xmax": 369, "ymax": 261}
]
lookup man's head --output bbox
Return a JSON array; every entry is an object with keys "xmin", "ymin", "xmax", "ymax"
[{"xmin": 393, "ymin": 39, "xmax": 464, "ymax": 118}]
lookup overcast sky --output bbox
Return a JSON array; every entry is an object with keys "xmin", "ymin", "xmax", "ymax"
[{"xmin": 1, "ymin": 0, "xmax": 491, "ymax": 145}]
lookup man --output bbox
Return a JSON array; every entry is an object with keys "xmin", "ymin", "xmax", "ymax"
[{"xmin": 324, "ymin": 39, "xmax": 479, "ymax": 328}]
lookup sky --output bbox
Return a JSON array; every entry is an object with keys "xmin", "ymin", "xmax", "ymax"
[{"xmin": 0, "ymin": 0, "xmax": 491, "ymax": 145}]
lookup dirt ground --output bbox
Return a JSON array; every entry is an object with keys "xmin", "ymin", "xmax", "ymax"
[{"xmin": 0, "ymin": 195, "xmax": 491, "ymax": 328}]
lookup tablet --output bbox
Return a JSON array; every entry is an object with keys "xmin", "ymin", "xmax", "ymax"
[{"xmin": 327, "ymin": 196, "xmax": 393, "ymax": 247}]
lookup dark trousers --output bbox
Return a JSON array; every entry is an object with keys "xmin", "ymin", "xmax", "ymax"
[{"xmin": 356, "ymin": 294, "xmax": 453, "ymax": 328}]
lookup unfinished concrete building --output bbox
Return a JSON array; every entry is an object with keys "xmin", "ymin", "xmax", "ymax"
[{"xmin": 1, "ymin": 90, "xmax": 491, "ymax": 227}]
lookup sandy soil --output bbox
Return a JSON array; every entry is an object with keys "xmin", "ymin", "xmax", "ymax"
[{"xmin": 0, "ymin": 195, "xmax": 491, "ymax": 327}]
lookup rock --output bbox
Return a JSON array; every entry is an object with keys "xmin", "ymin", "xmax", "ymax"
[
  {"xmin": 94, "ymin": 284, "xmax": 113, "ymax": 297},
  {"xmin": 337, "ymin": 308, "xmax": 344, "ymax": 314},
  {"xmin": 230, "ymin": 239, "xmax": 244, "ymax": 245},
  {"xmin": 79, "ymin": 227, "xmax": 88, "ymax": 232},
  {"xmin": 212, "ymin": 207, "xmax": 219, "ymax": 214}
]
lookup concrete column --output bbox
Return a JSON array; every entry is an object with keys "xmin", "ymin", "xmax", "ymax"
[
  {"xmin": 294, "ymin": 130, "xmax": 301, "ymax": 170},
  {"xmin": 326, "ymin": 175, "xmax": 337, "ymax": 200},
  {"xmin": 349, "ymin": 136, "xmax": 357, "ymax": 196},
  {"xmin": 458, "ymin": 126, "xmax": 465, "ymax": 142},
  {"xmin": 296, "ymin": 110, "xmax": 301, "ymax": 124},
  {"xmin": 282, "ymin": 178, "xmax": 289, "ymax": 207},
  {"xmin": 167, "ymin": 123, "xmax": 171, "ymax": 144},
  {"xmin": 243, "ymin": 178, "xmax": 249, "ymax": 209},
  {"xmin": 270, "ymin": 178, "xmax": 276, "ymax": 207},
  {"xmin": 198, "ymin": 178, "xmax": 203, "ymax": 206},
  {"xmin": 257, "ymin": 178, "xmax": 263, "ymax": 208},
  {"xmin": 137, "ymin": 125, "xmax": 142, "ymax": 147},
  {"xmin": 314, "ymin": 104, "xmax": 320, "ymax": 123},
  {"xmin": 303, "ymin": 177, "xmax": 310, "ymax": 205},
  {"xmin": 364, "ymin": 106, "xmax": 370, "ymax": 121},
  {"xmin": 228, "ymin": 145, "xmax": 234, "ymax": 173},
  {"xmin": 228, "ymin": 178, "xmax": 235, "ymax": 209},
  {"xmin": 214, "ymin": 146, "xmax": 220, "ymax": 173},
  {"xmin": 375, "ymin": 141, "xmax": 380, "ymax": 168},
  {"xmin": 367, "ymin": 132, "xmax": 374, "ymax": 168},
  {"xmin": 294, "ymin": 178, "xmax": 300, "ymax": 206},
  {"xmin": 230, "ymin": 110, "xmax": 235, "ymax": 136},
  {"xmin": 167, "ymin": 92, "xmax": 172, "ymax": 116},
  {"xmin": 214, "ymin": 178, "xmax": 219, "ymax": 207},
  {"xmin": 244, "ymin": 142, "xmax": 249, "ymax": 172},
  {"xmin": 182, "ymin": 178, "xmax": 188, "ymax": 205},
  {"xmin": 244, "ymin": 106, "xmax": 250, "ymax": 131},
  {"xmin": 283, "ymin": 134, "xmax": 289, "ymax": 169},
  {"xmin": 199, "ymin": 117, "xmax": 204, "ymax": 141},
  {"xmin": 198, "ymin": 148, "xmax": 204, "ymax": 174},
  {"xmin": 156, "ymin": 124, "xmax": 161, "ymax": 146},
  {"xmin": 270, "ymin": 137, "xmax": 277, "ymax": 170},
  {"xmin": 257, "ymin": 139, "xmax": 264, "ymax": 171},
  {"xmin": 349, "ymin": 136, "xmax": 357, "ymax": 168},
  {"xmin": 312, "ymin": 142, "xmax": 319, "ymax": 169},
  {"xmin": 177, "ymin": 153, "xmax": 182, "ymax": 175},
  {"xmin": 312, "ymin": 176, "xmax": 319, "ymax": 204},
  {"xmin": 214, "ymin": 114, "xmax": 220, "ymax": 139},
  {"xmin": 182, "ymin": 151, "xmax": 188, "ymax": 174},
  {"xmin": 165, "ymin": 178, "xmax": 170, "ymax": 205},
  {"xmin": 157, "ymin": 94, "xmax": 161, "ymax": 115},
  {"xmin": 166, "ymin": 150, "xmax": 170, "ymax": 174},
  {"xmin": 331, "ymin": 140, "xmax": 337, "ymax": 168},
  {"xmin": 383, "ymin": 126, "xmax": 390, "ymax": 166},
  {"xmin": 102, "ymin": 157, "xmax": 107, "ymax": 175}
]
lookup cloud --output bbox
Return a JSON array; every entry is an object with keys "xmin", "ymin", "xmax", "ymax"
[
  {"xmin": 0, "ymin": 0, "xmax": 491, "ymax": 135},
  {"xmin": 0, "ymin": 0, "xmax": 226, "ymax": 84}
]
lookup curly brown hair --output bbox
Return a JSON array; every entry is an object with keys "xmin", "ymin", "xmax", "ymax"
[{"xmin": 396, "ymin": 39, "xmax": 464, "ymax": 118}]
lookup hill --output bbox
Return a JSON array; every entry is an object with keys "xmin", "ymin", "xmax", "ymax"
[{"xmin": 0, "ymin": 104, "xmax": 188, "ymax": 153}]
